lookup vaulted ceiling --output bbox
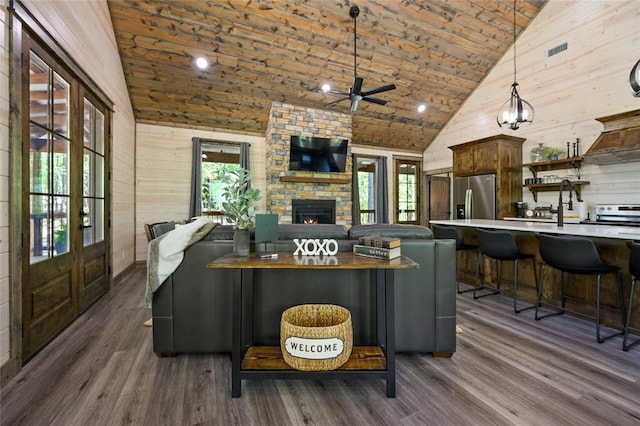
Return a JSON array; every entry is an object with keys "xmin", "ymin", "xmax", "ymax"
[{"xmin": 107, "ymin": 0, "xmax": 547, "ymax": 153}]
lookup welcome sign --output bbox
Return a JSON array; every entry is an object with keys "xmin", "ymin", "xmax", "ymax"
[{"xmin": 284, "ymin": 336, "xmax": 344, "ymax": 360}]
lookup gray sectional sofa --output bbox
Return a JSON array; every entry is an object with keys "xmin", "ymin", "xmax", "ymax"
[{"xmin": 151, "ymin": 223, "xmax": 456, "ymax": 356}]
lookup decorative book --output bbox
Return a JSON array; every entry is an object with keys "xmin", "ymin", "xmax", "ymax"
[
  {"xmin": 358, "ymin": 236, "xmax": 401, "ymax": 249},
  {"xmin": 353, "ymin": 244, "xmax": 401, "ymax": 260}
]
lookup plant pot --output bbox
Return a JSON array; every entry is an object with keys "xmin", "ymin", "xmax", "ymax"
[{"xmin": 233, "ymin": 228, "xmax": 251, "ymax": 256}]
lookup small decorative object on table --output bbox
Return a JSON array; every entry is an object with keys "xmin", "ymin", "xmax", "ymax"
[
  {"xmin": 281, "ymin": 304, "xmax": 352, "ymax": 371},
  {"xmin": 353, "ymin": 244, "xmax": 401, "ymax": 260},
  {"xmin": 221, "ymin": 168, "xmax": 262, "ymax": 256},
  {"xmin": 358, "ymin": 236, "xmax": 401, "ymax": 249}
]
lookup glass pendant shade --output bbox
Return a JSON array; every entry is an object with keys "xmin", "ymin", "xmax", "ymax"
[
  {"xmin": 496, "ymin": 0, "xmax": 534, "ymax": 131},
  {"xmin": 497, "ymin": 82, "xmax": 534, "ymax": 130}
]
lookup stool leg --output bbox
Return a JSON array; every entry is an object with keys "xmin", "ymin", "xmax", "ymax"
[
  {"xmin": 624, "ymin": 277, "xmax": 638, "ymax": 351},
  {"xmin": 596, "ymin": 272, "xmax": 624, "ymax": 343},
  {"xmin": 456, "ymin": 249, "xmax": 475, "ymax": 294},
  {"xmin": 474, "ymin": 253, "xmax": 500, "ymax": 300},
  {"xmin": 535, "ymin": 263, "xmax": 564, "ymax": 320}
]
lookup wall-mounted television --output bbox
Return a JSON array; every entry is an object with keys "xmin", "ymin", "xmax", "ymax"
[{"xmin": 288, "ymin": 135, "xmax": 348, "ymax": 172}]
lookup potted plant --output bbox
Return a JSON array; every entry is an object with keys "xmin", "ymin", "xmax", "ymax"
[
  {"xmin": 546, "ymin": 146, "xmax": 565, "ymax": 161},
  {"xmin": 221, "ymin": 168, "xmax": 261, "ymax": 256},
  {"xmin": 54, "ymin": 220, "xmax": 68, "ymax": 254}
]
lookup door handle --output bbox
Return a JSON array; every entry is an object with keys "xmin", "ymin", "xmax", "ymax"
[{"xmin": 80, "ymin": 224, "xmax": 92, "ymax": 229}]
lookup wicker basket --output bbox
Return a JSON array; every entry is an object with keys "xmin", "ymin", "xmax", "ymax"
[{"xmin": 280, "ymin": 304, "xmax": 353, "ymax": 371}]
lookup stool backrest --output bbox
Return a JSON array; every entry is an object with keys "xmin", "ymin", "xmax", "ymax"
[
  {"xmin": 476, "ymin": 229, "xmax": 518, "ymax": 258},
  {"xmin": 539, "ymin": 234, "xmax": 608, "ymax": 273},
  {"xmin": 432, "ymin": 225, "xmax": 461, "ymax": 249},
  {"xmin": 630, "ymin": 243, "xmax": 640, "ymax": 279}
]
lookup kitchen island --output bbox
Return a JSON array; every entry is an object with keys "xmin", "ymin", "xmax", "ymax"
[{"xmin": 430, "ymin": 219, "xmax": 638, "ymax": 335}]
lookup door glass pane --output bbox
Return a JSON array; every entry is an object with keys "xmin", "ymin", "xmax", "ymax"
[
  {"xmin": 83, "ymin": 198, "xmax": 93, "ymax": 245},
  {"xmin": 29, "ymin": 125, "xmax": 49, "ymax": 193},
  {"xmin": 52, "ymin": 71, "xmax": 69, "ymax": 137},
  {"xmin": 83, "ymin": 98, "xmax": 105, "ymax": 245},
  {"xmin": 357, "ymin": 157, "xmax": 376, "ymax": 224},
  {"xmin": 83, "ymin": 148, "xmax": 92, "ymax": 196},
  {"xmin": 53, "ymin": 197, "xmax": 69, "ymax": 255},
  {"xmin": 28, "ymin": 51, "xmax": 72, "ymax": 263},
  {"xmin": 29, "ymin": 54, "xmax": 50, "ymax": 128},
  {"xmin": 30, "ymin": 194, "xmax": 49, "ymax": 262},
  {"xmin": 52, "ymin": 136, "xmax": 69, "ymax": 195}
]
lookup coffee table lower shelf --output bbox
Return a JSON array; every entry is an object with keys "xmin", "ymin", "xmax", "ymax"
[{"xmin": 238, "ymin": 345, "xmax": 391, "ymax": 386}]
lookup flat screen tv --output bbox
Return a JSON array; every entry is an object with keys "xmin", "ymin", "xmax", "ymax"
[{"xmin": 288, "ymin": 135, "xmax": 348, "ymax": 172}]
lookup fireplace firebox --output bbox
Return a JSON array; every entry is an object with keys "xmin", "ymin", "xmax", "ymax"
[{"xmin": 292, "ymin": 199, "xmax": 336, "ymax": 224}]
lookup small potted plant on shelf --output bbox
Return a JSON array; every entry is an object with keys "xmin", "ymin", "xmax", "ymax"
[
  {"xmin": 221, "ymin": 168, "xmax": 261, "ymax": 256},
  {"xmin": 546, "ymin": 146, "xmax": 564, "ymax": 161}
]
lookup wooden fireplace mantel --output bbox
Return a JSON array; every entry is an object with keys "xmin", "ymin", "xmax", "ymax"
[{"xmin": 279, "ymin": 176, "xmax": 350, "ymax": 184}]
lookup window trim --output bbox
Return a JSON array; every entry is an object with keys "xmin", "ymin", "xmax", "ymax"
[{"xmin": 394, "ymin": 157, "xmax": 422, "ymax": 224}]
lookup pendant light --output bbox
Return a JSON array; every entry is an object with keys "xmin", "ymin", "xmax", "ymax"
[{"xmin": 497, "ymin": 0, "xmax": 534, "ymax": 130}]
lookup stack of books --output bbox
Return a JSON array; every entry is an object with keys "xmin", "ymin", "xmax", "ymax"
[{"xmin": 353, "ymin": 236, "xmax": 401, "ymax": 260}]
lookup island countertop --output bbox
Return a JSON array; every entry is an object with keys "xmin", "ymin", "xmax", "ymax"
[{"xmin": 429, "ymin": 219, "xmax": 640, "ymax": 241}]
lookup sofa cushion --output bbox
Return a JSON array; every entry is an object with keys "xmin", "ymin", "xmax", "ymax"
[
  {"xmin": 277, "ymin": 224, "xmax": 349, "ymax": 240},
  {"xmin": 349, "ymin": 224, "xmax": 433, "ymax": 240}
]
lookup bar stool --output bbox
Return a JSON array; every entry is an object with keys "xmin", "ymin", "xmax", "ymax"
[
  {"xmin": 623, "ymin": 243, "xmax": 640, "ymax": 351},
  {"xmin": 474, "ymin": 229, "xmax": 538, "ymax": 313},
  {"xmin": 432, "ymin": 225, "xmax": 478, "ymax": 294},
  {"xmin": 535, "ymin": 234, "xmax": 626, "ymax": 343}
]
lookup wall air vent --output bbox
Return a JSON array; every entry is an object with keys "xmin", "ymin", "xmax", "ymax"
[{"xmin": 547, "ymin": 42, "xmax": 568, "ymax": 58}]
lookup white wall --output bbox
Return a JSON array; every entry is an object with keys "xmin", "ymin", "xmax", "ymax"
[
  {"xmin": 424, "ymin": 0, "xmax": 640, "ymax": 214},
  {"xmin": 135, "ymin": 123, "xmax": 266, "ymax": 261},
  {"xmin": 0, "ymin": 0, "xmax": 10, "ymax": 366}
]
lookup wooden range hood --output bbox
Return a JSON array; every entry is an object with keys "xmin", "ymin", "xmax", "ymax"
[{"xmin": 584, "ymin": 109, "xmax": 640, "ymax": 165}]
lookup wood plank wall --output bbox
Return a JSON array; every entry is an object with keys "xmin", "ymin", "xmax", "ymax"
[
  {"xmin": 424, "ymin": 0, "xmax": 640, "ymax": 212},
  {"xmin": 0, "ymin": 0, "xmax": 11, "ymax": 367},
  {"xmin": 135, "ymin": 124, "xmax": 266, "ymax": 261}
]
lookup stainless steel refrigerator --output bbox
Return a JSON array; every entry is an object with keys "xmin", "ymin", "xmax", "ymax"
[{"xmin": 453, "ymin": 174, "xmax": 496, "ymax": 219}]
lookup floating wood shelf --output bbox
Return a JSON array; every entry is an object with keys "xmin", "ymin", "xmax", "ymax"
[{"xmin": 279, "ymin": 176, "xmax": 350, "ymax": 184}]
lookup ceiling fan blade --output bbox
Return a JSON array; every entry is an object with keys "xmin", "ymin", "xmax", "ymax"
[
  {"xmin": 361, "ymin": 84, "xmax": 396, "ymax": 97},
  {"xmin": 326, "ymin": 89, "xmax": 350, "ymax": 96},
  {"xmin": 361, "ymin": 96, "xmax": 388, "ymax": 106},
  {"xmin": 326, "ymin": 97, "xmax": 349, "ymax": 106},
  {"xmin": 352, "ymin": 77, "xmax": 364, "ymax": 94}
]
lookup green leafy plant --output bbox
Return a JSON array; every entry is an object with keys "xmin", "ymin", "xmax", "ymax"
[
  {"xmin": 54, "ymin": 220, "xmax": 67, "ymax": 244},
  {"xmin": 546, "ymin": 146, "xmax": 564, "ymax": 160},
  {"xmin": 221, "ymin": 168, "xmax": 261, "ymax": 229}
]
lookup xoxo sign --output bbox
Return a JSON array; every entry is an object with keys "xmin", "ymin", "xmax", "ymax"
[{"xmin": 293, "ymin": 238, "xmax": 339, "ymax": 256}]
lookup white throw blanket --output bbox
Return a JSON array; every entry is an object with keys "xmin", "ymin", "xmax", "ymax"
[{"xmin": 145, "ymin": 218, "xmax": 216, "ymax": 307}]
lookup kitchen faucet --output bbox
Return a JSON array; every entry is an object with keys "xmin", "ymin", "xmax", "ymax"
[{"xmin": 551, "ymin": 178, "xmax": 574, "ymax": 227}]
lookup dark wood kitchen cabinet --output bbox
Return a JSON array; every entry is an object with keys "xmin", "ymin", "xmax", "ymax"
[{"xmin": 449, "ymin": 134, "xmax": 525, "ymax": 218}]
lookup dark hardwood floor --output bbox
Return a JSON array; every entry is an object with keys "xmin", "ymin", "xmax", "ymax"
[{"xmin": 1, "ymin": 267, "xmax": 639, "ymax": 425}]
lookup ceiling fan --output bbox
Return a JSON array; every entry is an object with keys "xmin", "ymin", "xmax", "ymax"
[{"xmin": 323, "ymin": 5, "xmax": 396, "ymax": 113}]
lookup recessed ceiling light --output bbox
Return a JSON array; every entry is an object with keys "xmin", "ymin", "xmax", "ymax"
[
  {"xmin": 417, "ymin": 104, "xmax": 427, "ymax": 113},
  {"xmin": 195, "ymin": 56, "xmax": 209, "ymax": 69},
  {"xmin": 321, "ymin": 83, "xmax": 331, "ymax": 93}
]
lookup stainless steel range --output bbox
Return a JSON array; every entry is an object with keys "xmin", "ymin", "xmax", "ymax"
[{"xmin": 595, "ymin": 204, "xmax": 640, "ymax": 226}]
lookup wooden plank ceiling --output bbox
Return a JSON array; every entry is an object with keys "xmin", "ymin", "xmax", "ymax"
[{"xmin": 107, "ymin": 0, "xmax": 547, "ymax": 153}]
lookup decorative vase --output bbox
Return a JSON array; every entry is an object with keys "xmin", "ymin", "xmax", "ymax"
[
  {"xmin": 233, "ymin": 228, "xmax": 251, "ymax": 256},
  {"xmin": 529, "ymin": 143, "xmax": 548, "ymax": 163}
]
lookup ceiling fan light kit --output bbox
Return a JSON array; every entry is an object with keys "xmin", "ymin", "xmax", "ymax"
[
  {"xmin": 323, "ymin": 5, "xmax": 396, "ymax": 113},
  {"xmin": 497, "ymin": 0, "xmax": 534, "ymax": 131}
]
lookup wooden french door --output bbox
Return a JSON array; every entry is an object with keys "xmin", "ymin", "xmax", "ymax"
[{"xmin": 21, "ymin": 36, "xmax": 110, "ymax": 361}]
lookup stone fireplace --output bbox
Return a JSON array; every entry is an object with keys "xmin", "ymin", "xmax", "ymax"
[
  {"xmin": 264, "ymin": 102, "xmax": 353, "ymax": 224},
  {"xmin": 292, "ymin": 199, "xmax": 336, "ymax": 224}
]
